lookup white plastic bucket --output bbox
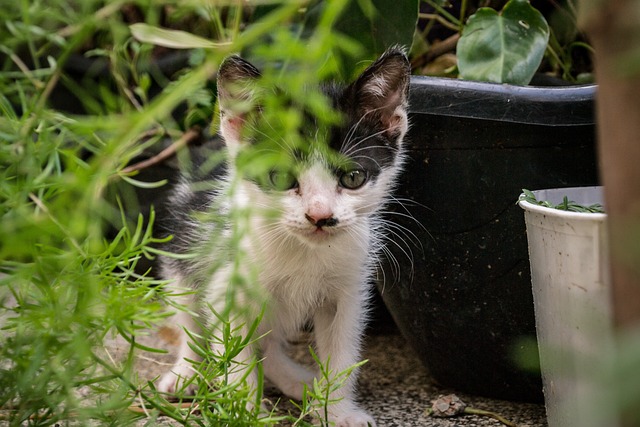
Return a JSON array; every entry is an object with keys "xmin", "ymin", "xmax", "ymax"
[{"xmin": 519, "ymin": 186, "xmax": 615, "ymax": 427}]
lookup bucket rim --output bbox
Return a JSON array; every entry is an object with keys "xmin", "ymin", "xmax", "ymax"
[
  {"xmin": 518, "ymin": 198, "xmax": 607, "ymax": 221},
  {"xmin": 518, "ymin": 186, "xmax": 607, "ymax": 221}
]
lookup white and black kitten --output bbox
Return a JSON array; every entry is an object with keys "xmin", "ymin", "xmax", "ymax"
[{"xmin": 157, "ymin": 48, "xmax": 410, "ymax": 427}]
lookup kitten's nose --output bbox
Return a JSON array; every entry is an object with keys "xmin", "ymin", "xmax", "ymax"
[
  {"xmin": 305, "ymin": 213, "xmax": 338, "ymax": 228},
  {"xmin": 306, "ymin": 195, "xmax": 337, "ymax": 227}
]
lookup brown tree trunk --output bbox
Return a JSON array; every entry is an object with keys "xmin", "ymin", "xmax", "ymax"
[
  {"xmin": 580, "ymin": 0, "xmax": 640, "ymax": 329},
  {"xmin": 580, "ymin": 1, "xmax": 640, "ymax": 424}
]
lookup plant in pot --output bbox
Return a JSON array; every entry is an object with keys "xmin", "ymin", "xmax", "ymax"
[
  {"xmin": 518, "ymin": 188, "xmax": 614, "ymax": 427},
  {"xmin": 372, "ymin": 0, "xmax": 599, "ymax": 403}
]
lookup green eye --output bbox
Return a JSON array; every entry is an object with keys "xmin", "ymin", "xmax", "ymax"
[
  {"xmin": 339, "ymin": 169, "xmax": 367, "ymax": 189},
  {"xmin": 268, "ymin": 170, "xmax": 298, "ymax": 191}
]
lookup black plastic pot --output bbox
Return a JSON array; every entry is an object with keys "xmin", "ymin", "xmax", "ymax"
[{"xmin": 378, "ymin": 76, "xmax": 598, "ymax": 402}]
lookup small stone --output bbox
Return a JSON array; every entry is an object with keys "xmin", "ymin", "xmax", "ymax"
[{"xmin": 429, "ymin": 394, "xmax": 467, "ymax": 417}]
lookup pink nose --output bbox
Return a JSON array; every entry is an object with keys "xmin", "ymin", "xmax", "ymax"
[{"xmin": 305, "ymin": 197, "xmax": 335, "ymax": 226}]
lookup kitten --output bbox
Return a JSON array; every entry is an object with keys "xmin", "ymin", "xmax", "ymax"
[{"xmin": 157, "ymin": 48, "xmax": 410, "ymax": 427}]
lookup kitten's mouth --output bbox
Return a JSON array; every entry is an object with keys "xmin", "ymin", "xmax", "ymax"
[
  {"xmin": 298, "ymin": 225, "xmax": 339, "ymax": 242},
  {"xmin": 302, "ymin": 214, "xmax": 341, "ymax": 240},
  {"xmin": 311, "ymin": 226, "xmax": 330, "ymax": 236}
]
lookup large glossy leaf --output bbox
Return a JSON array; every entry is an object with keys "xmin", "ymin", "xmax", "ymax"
[{"xmin": 457, "ymin": 0, "xmax": 550, "ymax": 85}]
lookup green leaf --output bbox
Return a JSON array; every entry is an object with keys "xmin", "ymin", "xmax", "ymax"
[
  {"xmin": 457, "ymin": 0, "xmax": 550, "ymax": 85},
  {"xmin": 129, "ymin": 23, "xmax": 229, "ymax": 49}
]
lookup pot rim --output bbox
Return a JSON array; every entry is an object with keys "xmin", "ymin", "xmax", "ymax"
[
  {"xmin": 518, "ymin": 186, "xmax": 606, "ymax": 221},
  {"xmin": 409, "ymin": 75, "xmax": 597, "ymax": 126}
]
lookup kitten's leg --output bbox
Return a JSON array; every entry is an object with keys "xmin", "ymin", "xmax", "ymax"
[
  {"xmin": 261, "ymin": 328, "xmax": 317, "ymax": 400},
  {"xmin": 313, "ymin": 289, "xmax": 375, "ymax": 427},
  {"xmin": 156, "ymin": 292, "xmax": 202, "ymax": 395}
]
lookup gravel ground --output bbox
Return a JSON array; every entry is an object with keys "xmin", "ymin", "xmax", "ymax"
[
  {"xmin": 108, "ymin": 322, "xmax": 547, "ymax": 427},
  {"xmin": 357, "ymin": 333, "xmax": 546, "ymax": 427}
]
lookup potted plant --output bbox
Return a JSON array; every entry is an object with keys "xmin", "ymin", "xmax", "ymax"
[
  {"xmin": 518, "ymin": 187, "xmax": 614, "ymax": 427},
  {"xmin": 381, "ymin": 78, "xmax": 597, "ymax": 403},
  {"xmin": 374, "ymin": 0, "xmax": 598, "ymax": 403}
]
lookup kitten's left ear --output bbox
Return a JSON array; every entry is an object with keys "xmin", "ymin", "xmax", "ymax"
[
  {"xmin": 217, "ymin": 55, "xmax": 262, "ymax": 152},
  {"xmin": 352, "ymin": 48, "xmax": 411, "ymax": 140}
]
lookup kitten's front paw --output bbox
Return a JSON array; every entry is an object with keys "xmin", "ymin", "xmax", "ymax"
[
  {"xmin": 267, "ymin": 365, "xmax": 316, "ymax": 400},
  {"xmin": 156, "ymin": 367, "xmax": 198, "ymax": 396},
  {"xmin": 333, "ymin": 411, "xmax": 376, "ymax": 427}
]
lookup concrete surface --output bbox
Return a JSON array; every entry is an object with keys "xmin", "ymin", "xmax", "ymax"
[{"xmin": 109, "ymin": 322, "xmax": 547, "ymax": 426}]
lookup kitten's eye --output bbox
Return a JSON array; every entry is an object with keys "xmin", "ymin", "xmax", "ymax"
[
  {"xmin": 339, "ymin": 169, "xmax": 368, "ymax": 189},
  {"xmin": 268, "ymin": 170, "xmax": 298, "ymax": 191}
]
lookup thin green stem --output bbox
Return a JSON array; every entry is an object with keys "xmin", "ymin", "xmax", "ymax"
[
  {"xmin": 418, "ymin": 12, "xmax": 459, "ymax": 32},
  {"xmin": 464, "ymin": 407, "xmax": 517, "ymax": 427},
  {"xmin": 459, "ymin": 0, "xmax": 469, "ymax": 31},
  {"xmin": 423, "ymin": 0, "xmax": 461, "ymax": 28},
  {"xmin": 90, "ymin": 353, "xmax": 190, "ymax": 424}
]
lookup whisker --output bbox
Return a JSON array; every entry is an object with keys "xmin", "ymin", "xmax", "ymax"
[
  {"xmin": 341, "ymin": 128, "xmax": 388, "ymax": 158},
  {"xmin": 377, "ymin": 218, "xmax": 423, "ymax": 251}
]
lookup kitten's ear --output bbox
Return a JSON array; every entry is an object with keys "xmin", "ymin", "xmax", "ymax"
[
  {"xmin": 352, "ymin": 48, "xmax": 411, "ymax": 141},
  {"xmin": 217, "ymin": 55, "xmax": 261, "ymax": 151}
]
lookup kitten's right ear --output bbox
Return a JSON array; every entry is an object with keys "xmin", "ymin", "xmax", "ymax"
[
  {"xmin": 352, "ymin": 48, "xmax": 410, "ymax": 142},
  {"xmin": 217, "ymin": 55, "xmax": 261, "ymax": 152}
]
